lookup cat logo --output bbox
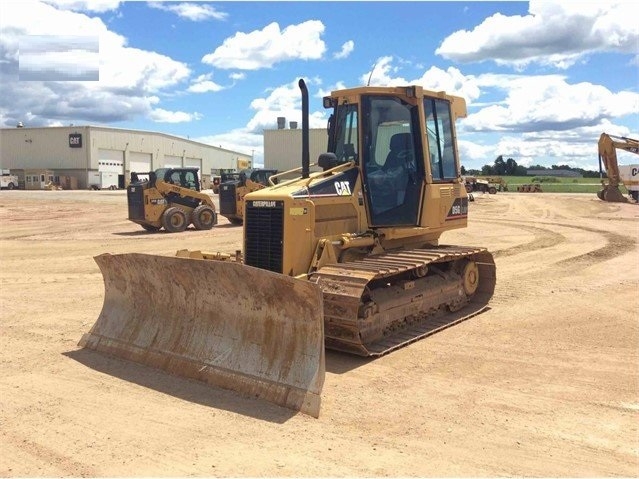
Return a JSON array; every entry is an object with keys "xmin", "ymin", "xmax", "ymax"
[{"xmin": 335, "ymin": 181, "xmax": 352, "ymax": 196}]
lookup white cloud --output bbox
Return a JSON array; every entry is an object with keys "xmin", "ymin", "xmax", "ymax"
[
  {"xmin": 42, "ymin": 0, "xmax": 121, "ymax": 12},
  {"xmin": 195, "ymin": 129, "xmax": 258, "ymax": 159},
  {"xmin": 0, "ymin": 1, "xmax": 195, "ymax": 126},
  {"xmin": 187, "ymin": 73, "xmax": 224, "ymax": 93},
  {"xmin": 149, "ymin": 108, "xmax": 202, "ymax": 123},
  {"xmin": 436, "ymin": 1, "xmax": 638, "ymax": 69},
  {"xmin": 333, "ymin": 40, "xmax": 354, "ymax": 60},
  {"xmin": 147, "ymin": 2, "xmax": 228, "ymax": 21},
  {"xmin": 202, "ymin": 20, "xmax": 326, "ymax": 70},
  {"xmin": 246, "ymin": 79, "xmax": 326, "ymax": 133},
  {"xmin": 362, "ymin": 56, "xmax": 481, "ymax": 102},
  {"xmin": 463, "ymin": 74, "xmax": 639, "ymax": 133}
]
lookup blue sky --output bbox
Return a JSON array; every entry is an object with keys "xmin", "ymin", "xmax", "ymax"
[{"xmin": 1, "ymin": 1, "xmax": 637, "ymax": 170}]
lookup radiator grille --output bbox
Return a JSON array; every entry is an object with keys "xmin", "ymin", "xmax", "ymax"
[
  {"xmin": 244, "ymin": 201, "xmax": 284, "ymax": 273},
  {"xmin": 219, "ymin": 183, "xmax": 237, "ymax": 216}
]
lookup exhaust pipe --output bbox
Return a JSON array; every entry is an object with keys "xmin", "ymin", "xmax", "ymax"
[{"xmin": 299, "ymin": 78, "xmax": 309, "ymax": 179}]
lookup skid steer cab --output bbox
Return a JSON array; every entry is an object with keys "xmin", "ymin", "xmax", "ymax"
[
  {"xmin": 127, "ymin": 167, "xmax": 217, "ymax": 233},
  {"xmin": 219, "ymin": 168, "xmax": 279, "ymax": 225}
]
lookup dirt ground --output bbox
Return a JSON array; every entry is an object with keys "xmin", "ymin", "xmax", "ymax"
[{"xmin": 0, "ymin": 189, "xmax": 637, "ymax": 477}]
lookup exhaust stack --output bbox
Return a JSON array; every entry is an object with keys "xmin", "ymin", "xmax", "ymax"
[{"xmin": 299, "ymin": 79, "xmax": 310, "ymax": 179}]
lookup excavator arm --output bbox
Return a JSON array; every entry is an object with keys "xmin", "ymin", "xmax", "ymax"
[{"xmin": 597, "ymin": 133, "xmax": 639, "ymax": 203}]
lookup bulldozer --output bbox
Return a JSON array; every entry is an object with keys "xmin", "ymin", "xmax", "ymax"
[
  {"xmin": 127, "ymin": 167, "xmax": 218, "ymax": 232},
  {"xmin": 517, "ymin": 183, "xmax": 542, "ymax": 193},
  {"xmin": 219, "ymin": 168, "xmax": 279, "ymax": 224},
  {"xmin": 79, "ymin": 79, "xmax": 496, "ymax": 417},
  {"xmin": 597, "ymin": 132, "xmax": 639, "ymax": 203},
  {"xmin": 463, "ymin": 176, "xmax": 496, "ymax": 194}
]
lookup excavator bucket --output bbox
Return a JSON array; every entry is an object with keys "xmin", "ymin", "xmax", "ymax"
[
  {"xmin": 79, "ymin": 253, "xmax": 325, "ymax": 417},
  {"xmin": 599, "ymin": 185, "xmax": 629, "ymax": 203}
]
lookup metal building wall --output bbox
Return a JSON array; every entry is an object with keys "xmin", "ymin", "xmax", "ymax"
[
  {"xmin": 1, "ymin": 126, "xmax": 90, "ymax": 170},
  {"xmin": 0, "ymin": 126, "xmax": 252, "ymax": 189},
  {"xmin": 263, "ymin": 128, "xmax": 328, "ymax": 173}
]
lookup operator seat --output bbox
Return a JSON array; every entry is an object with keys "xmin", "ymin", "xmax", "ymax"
[{"xmin": 384, "ymin": 133, "xmax": 413, "ymax": 171}]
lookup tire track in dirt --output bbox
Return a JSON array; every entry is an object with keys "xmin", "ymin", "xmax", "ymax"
[
  {"xmin": 553, "ymin": 226, "xmax": 636, "ymax": 269},
  {"xmin": 486, "ymin": 223, "xmax": 567, "ymax": 258},
  {"xmin": 1, "ymin": 429, "xmax": 98, "ymax": 477},
  {"xmin": 476, "ymin": 218, "xmax": 637, "ymax": 305}
]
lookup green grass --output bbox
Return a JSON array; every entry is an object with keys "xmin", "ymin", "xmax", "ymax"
[{"xmin": 482, "ymin": 175, "xmax": 620, "ymax": 194}]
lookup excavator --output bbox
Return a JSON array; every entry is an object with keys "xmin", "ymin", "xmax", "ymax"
[
  {"xmin": 79, "ymin": 79, "xmax": 496, "ymax": 417},
  {"xmin": 597, "ymin": 132, "xmax": 639, "ymax": 203}
]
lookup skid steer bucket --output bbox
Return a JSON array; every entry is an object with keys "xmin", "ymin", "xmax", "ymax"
[{"xmin": 79, "ymin": 253, "xmax": 325, "ymax": 417}]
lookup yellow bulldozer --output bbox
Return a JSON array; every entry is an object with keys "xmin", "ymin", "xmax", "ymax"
[
  {"xmin": 79, "ymin": 79, "xmax": 496, "ymax": 417},
  {"xmin": 218, "ymin": 168, "xmax": 279, "ymax": 224},
  {"xmin": 127, "ymin": 167, "xmax": 217, "ymax": 232},
  {"xmin": 517, "ymin": 183, "xmax": 542, "ymax": 193}
]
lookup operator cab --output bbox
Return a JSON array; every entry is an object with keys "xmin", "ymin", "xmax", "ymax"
[{"xmin": 325, "ymin": 87, "xmax": 462, "ymax": 227}]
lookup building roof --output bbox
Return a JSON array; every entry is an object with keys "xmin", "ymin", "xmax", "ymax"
[{"xmin": 1, "ymin": 124, "xmax": 248, "ymax": 156}]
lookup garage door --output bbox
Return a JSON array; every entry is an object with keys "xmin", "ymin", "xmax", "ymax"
[
  {"xmin": 164, "ymin": 155, "xmax": 182, "ymax": 169},
  {"xmin": 185, "ymin": 157, "xmax": 202, "ymax": 177},
  {"xmin": 129, "ymin": 152, "xmax": 152, "ymax": 173},
  {"xmin": 98, "ymin": 149, "xmax": 124, "ymax": 173}
]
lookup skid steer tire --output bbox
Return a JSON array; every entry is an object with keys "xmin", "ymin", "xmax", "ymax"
[
  {"xmin": 162, "ymin": 207, "xmax": 188, "ymax": 233},
  {"xmin": 192, "ymin": 205, "xmax": 216, "ymax": 230}
]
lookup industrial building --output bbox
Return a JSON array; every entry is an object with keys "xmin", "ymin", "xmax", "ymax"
[
  {"xmin": 263, "ymin": 117, "xmax": 329, "ymax": 173},
  {"xmin": 0, "ymin": 125, "xmax": 252, "ymax": 190}
]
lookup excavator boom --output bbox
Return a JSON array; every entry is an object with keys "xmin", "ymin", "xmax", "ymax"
[{"xmin": 597, "ymin": 133, "xmax": 639, "ymax": 203}]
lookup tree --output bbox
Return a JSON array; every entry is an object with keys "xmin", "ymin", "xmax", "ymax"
[
  {"xmin": 505, "ymin": 157, "xmax": 518, "ymax": 175},
  {"xmin": 481, "ymin": 164, "xmax": 495, "ymax": 176},
  {"xmin": 494, "ymin": 155, "xmax": 506, "ymax": 175}
]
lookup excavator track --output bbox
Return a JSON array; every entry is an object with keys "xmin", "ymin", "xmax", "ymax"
[{"xmin": 311, "ymin": 246, "xmax": 496, "ymax": 356}]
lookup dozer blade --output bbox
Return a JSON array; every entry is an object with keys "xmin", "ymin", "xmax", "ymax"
[{"xmin": 79, "ymin": 253, "xmax": 325, "ymax": 417}]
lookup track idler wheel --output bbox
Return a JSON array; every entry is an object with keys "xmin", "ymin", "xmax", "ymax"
[{"xmin": 461, "ymin": 261, "xmax": 479, "ymax": 296}]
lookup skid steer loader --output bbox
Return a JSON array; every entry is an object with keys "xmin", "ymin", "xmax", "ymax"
[
  {"xmin": 219, "ymin": 168, "xmax": 279, "ymax": 224},
  {"xmin": 127, "ymin": 167, "xmax": 217, "ymax": 232},
  {"xmin": 80, "ymin": 79, "xmax": 496, "ymax": 417}
]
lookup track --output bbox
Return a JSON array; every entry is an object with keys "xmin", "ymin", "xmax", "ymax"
[{"xmin": 311, "ymin": 246, "xmax": 496, "ymax": 356}]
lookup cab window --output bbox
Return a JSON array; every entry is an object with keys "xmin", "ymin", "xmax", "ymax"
[{"xmin": 424, "ymin": 98, "xmax": 457, "ymax": 180}]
